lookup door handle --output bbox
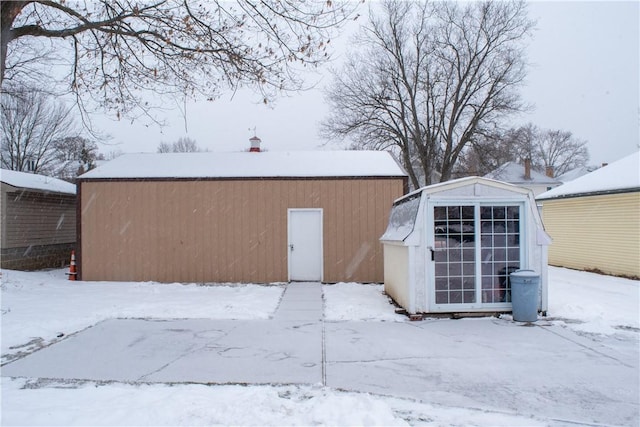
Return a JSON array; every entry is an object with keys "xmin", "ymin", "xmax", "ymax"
[{"xmin": 289, "ymin": 244, "xmax": 294, "ymax": 252}]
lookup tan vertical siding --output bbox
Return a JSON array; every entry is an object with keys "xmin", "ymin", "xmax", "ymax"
[
  {"xmin": 542, "ymin": 192, "xmax": 640, "ymax": 277},
  {"xmin": 80, "ymin": 178, "xmax": 404, "ymax": 283}
]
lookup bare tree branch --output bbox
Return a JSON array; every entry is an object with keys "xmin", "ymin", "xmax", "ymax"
[
  {"xmin": 323, "ymin": 0, "xmax": 533, "ymax": 187},
  {"xmin": 1, "ymin": 86, "xmax": 81, "ymax": 175},
  {"xmin": 1, "ymin": 0, "xmax": 358, "ymax": 124},
  {"xmin": 157, "ymin": 136, "xmax": 201, "ymax": 152},
  {"xmin": 456, "ymin": 123, "xmax": 590, "ymax": 177}
]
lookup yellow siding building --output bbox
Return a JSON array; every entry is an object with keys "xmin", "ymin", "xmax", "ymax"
[{"xmin": 538, "ymin": 152, "xmax": 640, "ymax": 278}]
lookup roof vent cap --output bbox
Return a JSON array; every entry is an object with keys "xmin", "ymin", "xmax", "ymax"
[{"xmin": 249, "ymin": 136, "xmax": 261, "ymax": 152}]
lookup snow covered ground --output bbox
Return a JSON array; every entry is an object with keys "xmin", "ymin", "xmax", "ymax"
[
  {"xmin": 0, "ymin": 269, "xmax": 283, "ymax": 363},
  {"xmin": 1, "ymin": 267, "xmax": 638, "ymax": 426},
  {"xmin": 546, "ymin": 267, "xmax": 639, "ymax": 334}
]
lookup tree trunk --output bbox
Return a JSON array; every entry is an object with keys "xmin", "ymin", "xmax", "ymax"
[{"xmin": 1, "ymin": 1, "xmax": 30, "ymax": 86}]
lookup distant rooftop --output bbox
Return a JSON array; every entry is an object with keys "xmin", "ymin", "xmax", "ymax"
[
  {"xmin": 556, "ymin": 165, "xmax": 599, "ymax": 183},
  {"xmin": 79, "ymin": 151, "xmax": 408, "ymax": 179},
  {"xmin": 484, "ymin": 162, "xmax": 560, "ymax": 185},
  {"xmin": 0, "ymin": 169, "xmax": 76, "ymax": 195},
  {"xmin": 538, "ymin": 151, "xmax": 639, "ymax": 200}
]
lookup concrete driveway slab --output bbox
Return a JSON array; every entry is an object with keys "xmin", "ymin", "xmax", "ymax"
[
  {"xmin": 324, "ymin": 319, "xmax": 639, "ymax": 426},
  {"xmin": 2, "ymin": 318, "xmax": 323, "ymax": 385},
  {"xmin": 3, "ymin": 283, "xmax": 326, "ymax": 385},
  {"xmin": 2, "ymin": 282, "xmax": 638, "ymax": 426}
]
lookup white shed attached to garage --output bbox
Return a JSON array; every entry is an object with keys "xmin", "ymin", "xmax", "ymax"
[{"xmin": 380, "ymin": 177, "xmax": 550, "ymax": 315}]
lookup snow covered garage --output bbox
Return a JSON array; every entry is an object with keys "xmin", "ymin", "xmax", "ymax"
[
  {"xmin": 1, "ymin": 170, "xmax": 76, "ymax": 270},
  {"xmin": 77, "ymin": 150, "xmax": 407, "ymax": 283},
  {"xmin": 380, "ymin": 177, "xmax": 550, "ymax": 315}
]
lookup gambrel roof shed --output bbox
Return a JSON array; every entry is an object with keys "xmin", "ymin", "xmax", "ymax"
[
  {"xmin": 77, "ymin": 150, "xmax": 408, "ymax": 284},
  {"xmin": 381, "ymin": 177, "xmax": 550, "ymax": 315}
]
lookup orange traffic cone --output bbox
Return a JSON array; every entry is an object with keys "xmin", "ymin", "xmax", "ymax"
[{"xmin": 66, "ymin": 250, "xmax": 77, "ymax": 281}]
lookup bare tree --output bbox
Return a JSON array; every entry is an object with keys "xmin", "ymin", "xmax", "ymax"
[
  {"xmin": 508, "ymin": 123, "xmax": 538, "ymax": 166},
  {"xmin": 536, "ymin": 128, "xmax": 589, "ymax": 176},
  {"xmin": 454, "ymin": 131, "xmax": 520, "ymax": 177},
  {"xmin": 322, "ymin": 1, "xmax": 432, "ymax": 187},
  {"xmin": 1, "ymin": 1, "xmax": 357, "ymax": 123},
  {"xmin": 1, "ymin": 87, "xmax": 78, "ymax": 174},
  {"xmin": 157, "ymin": 136, "xmax": 201, "ymax": 153},
  {"xmin": 53, "ymin": 135, "xmax": 101, "ymax": 179},
  {"xmin": 322, "ymin": 0, "xmax": 533, "ymax": 188},
  {"xmin": 104, "ymin": 149, "xmax": 123, "ymax": 161},
  {"xmin": 455, "ymin": 123, "xmax": 590, "ymax": 177}
]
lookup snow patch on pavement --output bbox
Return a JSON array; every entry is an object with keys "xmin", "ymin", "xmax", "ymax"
[
  {"xmin": 323, "ymin": 282, "xmax": 406, "ymax": 322},
  {"xmin": 2, "ymin": 378, "xmax": 543, "ymax": 426},
  {"xmin": 547, "ymin": 266, "xmax": 639, "ymax": 335}
]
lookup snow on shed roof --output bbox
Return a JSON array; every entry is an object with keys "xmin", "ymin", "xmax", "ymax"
[
  {"xmin": 79, "ymin": 150, "xmax": 407, "ymax": 179},
  {"xmin": 484, "ymin": 162, "xmax": 559, "ymax": 184},
  {"xmin": 538, "ymin": 151, "xmax": 640, "ymax": 200},
  {"xmin": 396, "ymin": 176, "xmax": 531, "ymax": 203},
  {"xmin": 383, "ymin": 176, "xmax": 550, "ymax": 245},
  {"xmin": 0, "ymin": 169, "xmax": 76, "ymax": 195}
]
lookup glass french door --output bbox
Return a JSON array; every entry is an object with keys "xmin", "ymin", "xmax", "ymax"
[{"xmin": 432, "ymin": 204, "xmax": 522, "ymax": 308}]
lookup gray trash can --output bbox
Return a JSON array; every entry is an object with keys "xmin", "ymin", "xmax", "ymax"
[{"xmin": 510, "ymin": 269, "xmax": 540, "ymax": 322}]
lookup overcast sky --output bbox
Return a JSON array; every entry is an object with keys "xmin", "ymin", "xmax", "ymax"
[{"xmin": 94, "ymin": 1, "xmax": 640, "ymax": 167}]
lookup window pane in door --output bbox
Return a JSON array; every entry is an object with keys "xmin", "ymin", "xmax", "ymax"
[
  {"xmin": 480, "ymin": 205, "xmax": 521, "ymax": 303},
  {"xmin": 433, "ymin": 205, "xmax": 476, "ymax": 304}
]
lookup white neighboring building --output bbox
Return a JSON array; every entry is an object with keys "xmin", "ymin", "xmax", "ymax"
[
  {"xmin": 484, "ymin": 160, "xmax": 561, "ymax": 197},
  {"xmin": 556, "ymin": 165, "xmax": 598, "ymax": 183}
]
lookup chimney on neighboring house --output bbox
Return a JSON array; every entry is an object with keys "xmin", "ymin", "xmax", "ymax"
[
  {"xmin": 545, "ymin": 166, "xmax": 554, "ymax": 178},
  {"xmin": 249, "ymin": 135, "xmax": 261, "ymax": 152},
  {"xmin": 524, "ymin": 158, "xmax": 531, "ymax": 180}
]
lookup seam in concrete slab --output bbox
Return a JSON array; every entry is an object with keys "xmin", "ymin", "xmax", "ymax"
[
  {"xmin": 136, "ymin": 345, "xmax": 202, "ymax": 382},
  {"xmin": 321, "ymin": 289, "xmax": 327, "ymax": 386},
  {"xmin": 135, "ymin": 325, "xmax": 236, "ymax": 382},
  {"xmin": 327, "ymin": 356, "xmax": 436, "ymax": 365}
]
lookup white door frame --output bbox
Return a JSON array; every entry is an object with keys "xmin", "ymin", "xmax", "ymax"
[
  {"xmin": 426, "ymin": 201, "xmax": 526, "ymax": 312},
  {"xmin": 287, "ymin": 208, "xmax": 324, "ymax": 282}
]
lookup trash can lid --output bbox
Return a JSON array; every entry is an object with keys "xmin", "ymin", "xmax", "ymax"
[{"xmin": 510, "ymin": 269, "xmax": 539, "ymax": 278}]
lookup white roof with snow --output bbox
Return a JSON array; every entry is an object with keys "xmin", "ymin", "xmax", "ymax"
[
  {"xmin": 556, "ymin": 165, "xmax": 598, "ymax": 183},
  {"xmin": 538, "ymin": 151, "xmax": 640, "ymax": 200},
  {"xmin": 0, "ymin": 169, "xmax": 76, "ymax": 195},
  {"xmin": 484, "ymin": 162, "xmax": 559, "ymax": 185},
  {"xmin": 79, "ymin": 151, "xmax": 407, "ymax": 179}
]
